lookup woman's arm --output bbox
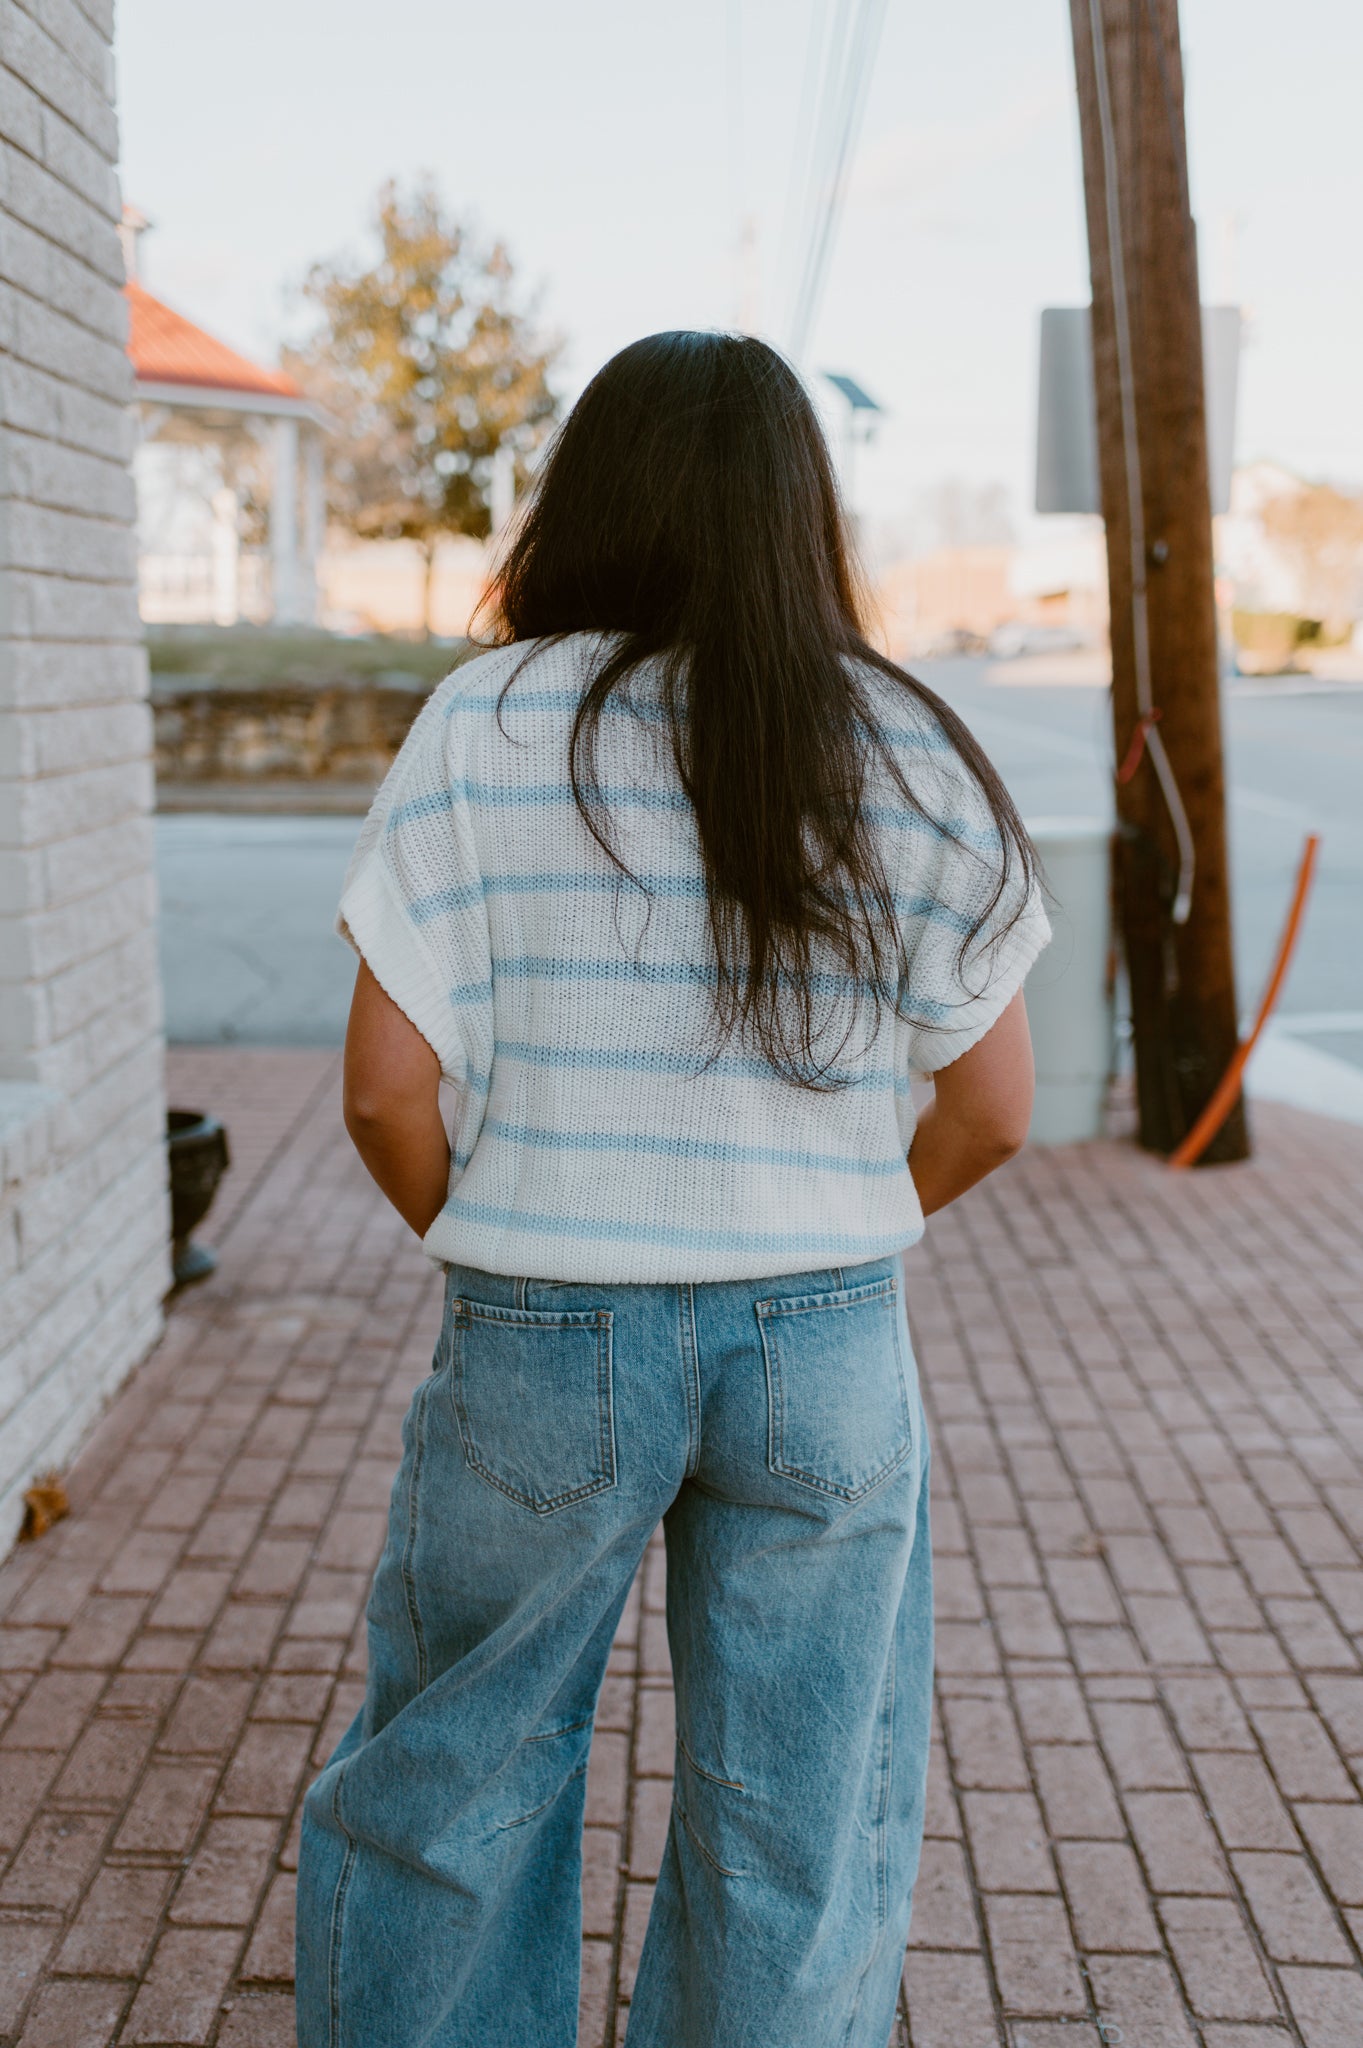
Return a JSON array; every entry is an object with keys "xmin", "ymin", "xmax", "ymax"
[
  {"xmin": 908, "ymin": 990, "xmax": 1035, "ymax": 1218},
  {"xmin": 343, "ymin": 961, "xmax": 451, "ymax": 1237}
]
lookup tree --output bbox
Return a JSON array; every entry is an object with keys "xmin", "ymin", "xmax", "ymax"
[{"xmin": 287, "ymin": 179, "xmax": 559, "ymax": 635}]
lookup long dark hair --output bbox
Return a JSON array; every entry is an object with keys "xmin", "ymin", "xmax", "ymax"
[{"xmin": 484, "ymin": 330, "xmax": 1035, "ymax": 1086}]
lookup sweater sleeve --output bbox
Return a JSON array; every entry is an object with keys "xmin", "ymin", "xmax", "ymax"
[
  {"xmin": 895, "ymin": 746, "xmax": 1052, "ymax": 1077},
  {"xmin": 335, "ymin": 674, "xmax": 488, "ymax": 1085}
]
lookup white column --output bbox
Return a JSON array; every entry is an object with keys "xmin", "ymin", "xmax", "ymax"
[
  {"xmin": 270, "ymin": 415, "xmax": 299, "ymax": 624},
  {"xmin": 210, "ymin": 485, "xmax": 240, "ymax": 626},
  {"xmin": 301, "ymin": 429, "xmax": 325, "ymax": 626}
]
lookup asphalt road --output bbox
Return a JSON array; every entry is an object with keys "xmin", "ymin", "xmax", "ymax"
[{"xmin": 155, "ymin": 660, "xmax": 1363, "ymax": 1074}]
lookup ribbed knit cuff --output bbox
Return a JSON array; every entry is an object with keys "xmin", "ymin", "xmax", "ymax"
[{"xmin": 336, "ymin": 854, "xmax": 466, "ymax": 1082}]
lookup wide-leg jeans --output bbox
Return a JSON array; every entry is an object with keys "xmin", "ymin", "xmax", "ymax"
[{"xmin": 295, "ymin": 1254, "xmax": 934, "ymax": 2048}]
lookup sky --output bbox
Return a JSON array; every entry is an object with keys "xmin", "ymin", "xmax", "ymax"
[{"xmin": 114, "ymin": 0, "xmax": 1362, "ymax": 546}]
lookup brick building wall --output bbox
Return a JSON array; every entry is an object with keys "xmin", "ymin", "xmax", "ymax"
[{"xmin": 0, "ymin": 0, "xmax": 170, "ymax": 1546}]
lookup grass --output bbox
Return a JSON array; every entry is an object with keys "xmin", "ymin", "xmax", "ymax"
[{"xmin": 146, "ymin": 623, "xmax": 474, "ymax": 689}]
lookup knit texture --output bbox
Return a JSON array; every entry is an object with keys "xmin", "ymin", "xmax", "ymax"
[{"xmin": 337, "ymin": 633, "xmax": 1051, "ymax": 1282}]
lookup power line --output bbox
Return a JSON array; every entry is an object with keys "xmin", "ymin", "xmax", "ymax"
[{"xmin": 785, "ymin": 0, "xmax": 889, "ymax": 361}]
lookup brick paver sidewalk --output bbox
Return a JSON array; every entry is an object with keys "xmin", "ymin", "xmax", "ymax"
[{"xmin": 2, "ymin": 1049, "xmax": 1361, "ymax": 2047}]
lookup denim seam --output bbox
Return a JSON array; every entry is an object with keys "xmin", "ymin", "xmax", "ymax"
[
  {"xmin": 839, "ymin": 1652, "xmax": 898, "ymax": 2048},
  {"xmin": 678, "ymin": 1282, "xmax": 701, "ymax": 1478},
  {"xmin": 677, "ymin": 1730, "xmax": 745, "ymax": 1791},
  {"xmin": 673, "ymin": 1795, "xmax": 747, "ymax": 1878},
  {"xmin": 455, "ymin": 1299, "xmax": 606, "ymax": 1330},
  {"xmin": 756, "ymin": 1275, "xmax": 897, "ymax": 1321},
  {"xmin": 326, "ymin": 1770, "xmax": 359, "ymax": 2048},
  {"xmin": 399, "ymin": 1378, "xmax": 433, "ymax": 1691},
  {"xmin": 525, "ymin": 1711, "xmax": 596, "ymax": 1744},
  {"xmin": 494, "ymin": 1755, "xmax": 590, "ymax": 1831}
]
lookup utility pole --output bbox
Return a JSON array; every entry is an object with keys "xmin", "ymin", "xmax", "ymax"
[{"xmin": 1068, "ymin": 0, "xmax": 1248, "ymax": 1161}]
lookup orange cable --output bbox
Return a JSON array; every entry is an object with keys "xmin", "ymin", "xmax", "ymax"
[
  {"xmin": 1168, "ymin": 833, "xmax": 1321, "ymax": 1170},
  {"xmin": 1116, "ymin": 707, "xmax": 1162, "ymax": 785}
]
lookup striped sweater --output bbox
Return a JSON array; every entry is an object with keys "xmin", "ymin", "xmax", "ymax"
[{"xmin": 337, "ymin": 633, "xmax": 1050, "ymax": 1282}]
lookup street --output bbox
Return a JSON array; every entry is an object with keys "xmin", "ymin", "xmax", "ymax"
[{"xmin": 156, "ymin": 663, "xmax": 1363, "ymax": 1084}]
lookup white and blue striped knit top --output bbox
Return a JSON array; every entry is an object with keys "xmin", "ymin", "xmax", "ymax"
[{"xmin": 337, "ymin": 632, "xmax": 1050, "ymax": 1283}]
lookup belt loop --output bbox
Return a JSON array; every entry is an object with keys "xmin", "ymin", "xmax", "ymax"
[
  {"xmin": 834, "ymin": 1266, "xmax": 845, "ymax": 1291},
  {"xmin": 515, "ymin": 1276, "xmax": 528, "ymax": 1311}
]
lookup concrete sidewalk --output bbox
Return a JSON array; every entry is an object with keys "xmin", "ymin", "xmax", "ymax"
[{"xmin": 2, "ymin": 1049, "xmax": 1361, "ymax": 2047}]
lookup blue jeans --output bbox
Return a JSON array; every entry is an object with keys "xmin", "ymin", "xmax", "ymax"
[{"xmin": 295, "ymin": 1255, "xmax": 933, "ymax": 2048}]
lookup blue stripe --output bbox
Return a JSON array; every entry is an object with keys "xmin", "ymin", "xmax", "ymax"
[
  {"xmin": 407, "ymin": 872, "xmax": 983, "ymax": 931},
  {"xmin": 439, "ymin": 1196, "xmax": 912, "ymax": 1259},
  {"xmin": 440, "ymin": 675, "xmax": 955, "ymax": 756},
  {"xmin": 483, "ymin": 956, "xmax": 913, "ymax": 1000},
  {"xmin": 407, "ymin": 870, "xmax": 709, "ymax": 923},
  {"xmin": 463, "ymin": 1117, "xmax": 907, "ymax": 1176},
  {"xmin": 490, "ymin": 1038, "xmax": 915, "ymax": 1092},
  {"xmin": 387, "ymin": 784, "xmax": 991, "ymax": 847}
]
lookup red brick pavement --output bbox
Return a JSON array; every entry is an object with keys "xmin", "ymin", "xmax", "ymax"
[{"xmin": 1, "ymin": 1048, "xmax": 1361, "ymax": 2046}]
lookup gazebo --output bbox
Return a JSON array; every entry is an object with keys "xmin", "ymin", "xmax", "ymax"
[{"xmin": 123, "ymin": 213, "xmax": 329, "ymax": 626}]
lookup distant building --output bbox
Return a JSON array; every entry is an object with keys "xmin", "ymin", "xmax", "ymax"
[
  {"xmin": 874, "ymin": 524, "xmax": 1108, "ymax": 661},
  {"xmin": 123, "ymin": 212, "xmax": 328, "ymax": 627}
]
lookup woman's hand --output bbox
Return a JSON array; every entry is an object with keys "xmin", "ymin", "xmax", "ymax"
[
  {"xmin": 908, "ymin": 990, "xmax": 1035, "ymax": 1217},
  {"xmin": 342, "ymin": 961, "xmax": 452, "ymax": 1238}
]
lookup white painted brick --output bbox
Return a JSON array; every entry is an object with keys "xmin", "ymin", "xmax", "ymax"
[
  {"xmin": 0, "ymin": 978, "xmax": 46, "ymax": 1073},
  {"xmin": 71, "ymin": 0, "xmax": 116, "ymax": 45},
  {"xmin": 0, "ymin": 897, "xmax": 38, "ymax": 971},
  {"xmin": 2, "ymin": 5, "xmax": 115, "ymax": 155},
  {"xmin": 0, "ymin": 57, "xmax": 44, "ymax": 156},
  {"xmin": 0, "ymin": 1230, "xmax": 166, "ymax": 1499},
  {"xmin": 0, "ymin": 354, "xmax": 132, "ymax": 466},
  {"xmin": 0, "ymin": 637, "xmax": 146, "ymax": 710},
  {"xmin": 72, "ymin": 975, "xmax": 162, "ymax": 1084},
  {"xmin": 0, "ymin": 424, "xmax": 135, "ymax": 517},
  {"xmin": 0, "ymin": 1142, "xmax": 166, "ymax": 1418},
  {"xmin": 40, "ymin": 810, "xmax": 152, "ymax": 908},
  {"xmin": 0, "ymin": 349, "xmax": 62, "ymax": 439},
  {"xmin": 10, "ymin": 291, "xmax": 132, "ymax": 403},
  {"xmin": 0, "ymin": 0, "xmax": 166, "ymax": 1544},
  {"xmin": 0, "ymin": 1204, "xmax": 20, "ymax": 1287},
  {"xmin": 0, "ymin": 757, "xmax": 152, "ymax": 846},
  {"xmin": 0, "ymin": 1282, "xmax": 162, "ymax": 1550},
  {"xmin": 37, "ymin": 100, "xmax": 118, "ymax": 215},
  {"xmin": 0, "ymin": 839, "xmax": 42, "ymax": 915},
  {"xmin": 6, "ymin": 570, "xmax": 142, "ymax": 643},
  {"xmin": 57, "ymin": 1033, "xmax": 163, "ymax": 1149},
  {"xmin": 0, "ymin": 133, "xmax": 120, "ymax": 279},
  {"xmin": 0, "ymin": 500, "xmax": 135, "ymax": 582},
  {"xmin": 0, "ymin": 353, "xmax": 134, "ymax": 462},
  {"xmin": 10, "ymin": 1107, "xmax": 164, "ymax": 1286},
  {"xmin": 18, "ymin": 0, "xmax": 117, "ymax": 108},
  {"xmin": 0, "ymin": 1078, "xmax": 59, "ymax": 1186},
  {"xmin": 0, "ymin": 697, "xmax": 149, "ymax": 781},
  {"xmin": 40, "ymin": 921, "xmax": 153, "ymax": 1041},
  {"xmin": 19, "ymin": 866, "xmax": 154, "ymax": 981},
  {"xmin": 1, "ymin": 1155, "xmax": 165, "ymax": 1409},
  {"xmin": 0, "ymin": 215, "xmax": 128, "ymax": 343}
]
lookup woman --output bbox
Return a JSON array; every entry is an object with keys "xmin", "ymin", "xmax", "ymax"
[{"xmin": 296, "ymin": 331, "xmax": 1048, "ymax": 2048}]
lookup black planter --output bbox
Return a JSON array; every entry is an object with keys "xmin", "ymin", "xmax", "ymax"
[{"xmin": 167, "ymin": 1110, "xmax": 231, "ymax": 1287}]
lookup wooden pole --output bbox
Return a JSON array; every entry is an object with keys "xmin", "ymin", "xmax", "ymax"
[{"xmin": 1068, "ymin": 0, "xmax": 1249, "ymax": 1161}]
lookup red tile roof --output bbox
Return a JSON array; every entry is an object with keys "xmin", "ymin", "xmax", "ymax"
[{"xmin": 125, "ymin": 277, "xmax": 303, "ymax": 400}]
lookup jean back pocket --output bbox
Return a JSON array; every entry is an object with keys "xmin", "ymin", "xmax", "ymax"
[
  {"xmin": 757, "ymin": 1274, "xmax": 912, "ymax": 1502},
  {"xmin": 450, "ymin": 1297, "xmax": 615, "ymax": 1514}
]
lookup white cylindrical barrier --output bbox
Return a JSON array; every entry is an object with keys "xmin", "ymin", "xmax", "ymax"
[{"xmin": 1023, "ymin": 818, "xmax": 1115, "ymax": 1145}]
